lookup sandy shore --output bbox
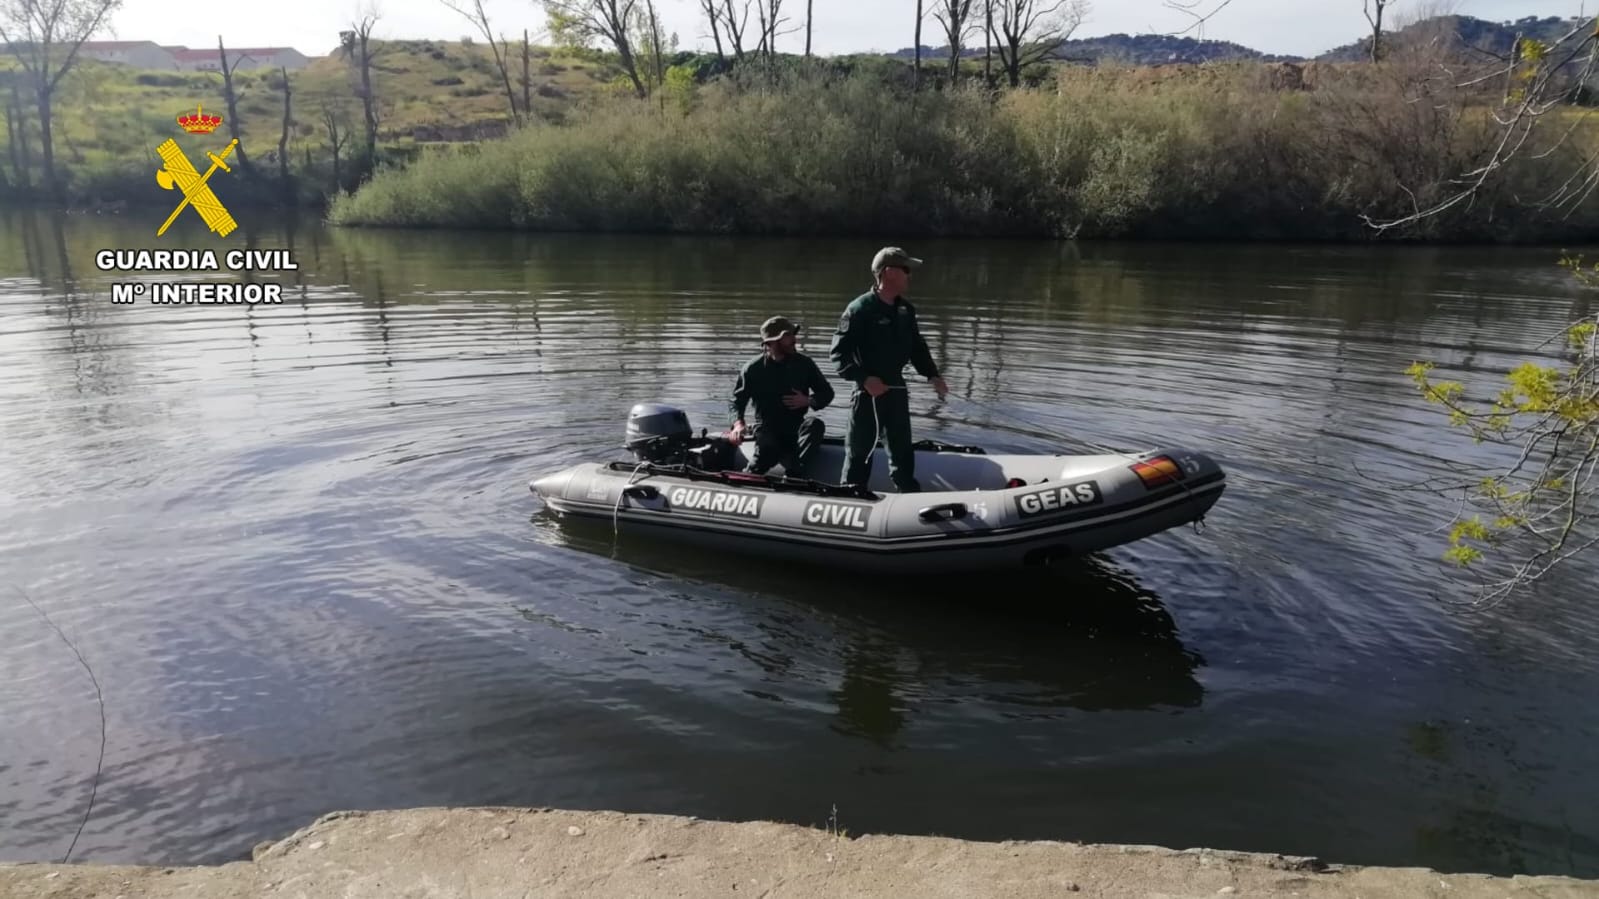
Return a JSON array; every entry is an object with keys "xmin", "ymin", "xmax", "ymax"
[{"xmin": 3, "ymin": 807, "xmax": 1598, "ymax": 898}]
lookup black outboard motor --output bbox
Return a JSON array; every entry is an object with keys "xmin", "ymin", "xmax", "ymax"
[{"xmin": 625, "ymin": 402, "xmax": 694, "ymax": 463}]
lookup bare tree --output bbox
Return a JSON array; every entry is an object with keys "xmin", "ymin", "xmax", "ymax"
[
  {"xmin": 1159, "ymin": 0, "xmax": 1233, "ymax": 38},
  {"xmin": 543, "ymin": 0, "xmax": 647, "ymax": 97},
  {"xmin": 993, "ymin": 0, "xmax": 1087, "ymax": 87},
  {"xmin": 752, "ymin": 0, "xmax": 797, "ymax": 64},
  {"xmin": 630, "ymin": 0, "xmax": 668, "ymax": 97},
  {"xmin": 341, "ymin": 3, "xmax": 385, "ymax": 170},
  {"xmin": 1364, "ymin": 0, "xmax": 1398, "ymax": 63},
  {"xmin": 440, "ymin": 0, "xmax": 522, "ymax": 125},
  {"xmin": 4, "ymin": 90, "xmax": 18, "ymax": 187},
  {"xmin": 6, "ymin": 74, "xmax": 32, "ymax": 190},
  {"xmin": 277, "ymin": 65, "xmax": 292, "ymax": 198},
  {"xmin": 719, "ymin": 0, "xmax": 751, "ymax": 60},
  {"xmin": 320, "ymin": 97, "xmax": 353, "ymax": 194},
  {"xmin": 804, "ymin": 0, "xmax": 811, "ymax": 56},
  {"xmin": 697, "ymin": 0, "xmax": 727, "ymax": 62},
  {"xmin": 983, "ymin": 0, "xmax": 993, "ymax": 84},
  {"xmin": 932, "ymin": 0, "xmax": 981, "ymax": 83},
  {"xmin": 0, "ymin": 0, "xmax": 123, "ymax": 201},
  {"xmin": 216, "ymin": 38, "xmax": 259, "ymax": 181},
  {"xmin": 914, "ymin": 0, "xmax": 923, "ymax": 88}
]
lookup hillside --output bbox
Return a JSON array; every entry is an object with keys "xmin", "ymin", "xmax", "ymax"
[
  {"xmin": 1315, "ymin": 14, "xmax": 1588, "ymax": 61},
  {"xmin": 889, "ymin": 34, "xmax": 1294, "ymax": 66},
  {"xmin": 0, "ymin": 38, "xmax": 629, "ymax": 203},
  {"xmin": 892, "ymin": 13, "xmax": 1594, "ymax": 67}
]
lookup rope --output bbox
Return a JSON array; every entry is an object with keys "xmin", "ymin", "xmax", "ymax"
[{"xmin": 613, "ymin": 460, "xmax": 649, "ymax": 543}]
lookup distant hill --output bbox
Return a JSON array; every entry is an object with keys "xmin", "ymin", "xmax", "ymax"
[
  {"xmin": 888, "ymin": 33, "xmax": 1298, "ymax": 66},
  {"xmin": 1315, "ymin": 14, "xmax": 1587, "ymax": 61},
  {"xmin": 888, "ymin": 13, "xmax": 1593, "ymax": 67}
]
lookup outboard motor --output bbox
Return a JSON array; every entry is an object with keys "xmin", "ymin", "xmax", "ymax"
[{"xmin": 625, "ymin": 402, "xmax": 694, "ymax": 463}]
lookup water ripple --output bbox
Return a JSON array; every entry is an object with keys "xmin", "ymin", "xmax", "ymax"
[{"xmin": 0, "ymin": 218, "xmax": 1596, "ymax": 878}]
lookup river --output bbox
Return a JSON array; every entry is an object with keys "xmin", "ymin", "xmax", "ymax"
[{"xmin": 1, "ymin": 209, "xmax": 1596, "ymax": 877}]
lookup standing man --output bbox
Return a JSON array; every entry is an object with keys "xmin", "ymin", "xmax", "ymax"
[
  {"xmin": 729, "ymin": 315, "xmax": 835, "ymax": 478},
  {"xmin": 829, "ymin": 247, "xmax": 948, "ymax": 493}
]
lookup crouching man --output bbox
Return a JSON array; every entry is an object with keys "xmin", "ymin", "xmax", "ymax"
[{"xmin": 728, "ymin": 316, "xmax": 835, "ymax": 478}]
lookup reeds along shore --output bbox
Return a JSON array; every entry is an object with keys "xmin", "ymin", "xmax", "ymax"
[{"xmin": 326, "ymin": 60, "xmax": 1599, "ymax": 243}]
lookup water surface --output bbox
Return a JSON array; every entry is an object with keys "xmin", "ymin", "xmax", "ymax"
[{"xmin": 1, "ymin": 210, "xmax": 1596, "ymax": 877}]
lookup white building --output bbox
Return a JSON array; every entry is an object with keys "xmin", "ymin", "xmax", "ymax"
[
  {"xmin": 66, "ymin": 41, "xmax": 315, "ymax": 72},
  {"xmin": 168, "ymin": 46, "xmax": 313, "ymax": 72},
  {"xmin": 76, "ymin": 41, "xmax": 180, "ymax": 69}
]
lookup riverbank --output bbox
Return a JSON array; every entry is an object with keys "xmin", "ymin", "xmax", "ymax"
[
  {"xmin": 3, "ymin": 807, "xmax": 1598, "ymax": 898},
  {"xmin": 321, "ymin": 60, "xmax": 1599, "ymax": 244}
]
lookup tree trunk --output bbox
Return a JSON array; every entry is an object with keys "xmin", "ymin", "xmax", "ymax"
[
  {"xmin": 984, "ymin": 0, "xmax": 992, "ymax": 86},
  {"xmin": 707, "ymin": 0, "xmax": 726, "ymax": 63},
  {"xmin": 359, "ymin": 34, "xmax": 378, "ymax": 166},
  {"xmin": 5, "ymin": 96, "xmax": 20, "ymax": 191},
  {"xmin": 37, "ymin": 87, "xmax": 58, "ymax": 202},
  {"xmin": 278, "ymin": 66, "xmax": 292, "ymax": 201},
  {"xmin": 329, "ymin": 128, "xmax": 343, "ymax": 192},
  {"xmin": 619, "ymin": 43, "xmax": 646, "ymax": 98},
  {"xmin": 522, "ymin": 30, "xmax": 531, "ymax": 122},
  {"xmin": 3, "ymin": 101, "xmax": 13, "ymax": 186},
  {"xmin": 1367, "ymin": 0, "xmax": 1386, "ymax": 63},
  {"xmin": 10, "ymin": 80, "xmax": 32, "ymax": 190},
  {"xmin": 805, "ymin": 0, "xmax": 812, "ymax": 56},
  {"xmin": 914, "ymin": 0, "xmax": 923, "ymax": 89},
  {"xmin": 490, "ymin": 33, "xmax": 519, "ymax": 125},
  {"xmin": 218, "ymin": 38, "xmax": 256, "ymax": 180},
  {"xmin": 947, "ymin": 15, "xmax": 961, "ymax": 83}
]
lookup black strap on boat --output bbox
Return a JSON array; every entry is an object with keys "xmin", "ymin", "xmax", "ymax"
[
  {"xmin": 603, "ymin": 461, "xmax": 880, "ymax": 500},
  {"xmin": 910, "ymin": 439, "xmax": 986, "ymax": 455}
]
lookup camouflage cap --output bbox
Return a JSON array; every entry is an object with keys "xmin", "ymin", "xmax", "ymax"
[
  {"xmin": 760, "ymin": 315, "xmax": 799, "ymax": 342},
  {"xmin": 871, "ymin": 246, "xmax": 923, "ymax": 275}
]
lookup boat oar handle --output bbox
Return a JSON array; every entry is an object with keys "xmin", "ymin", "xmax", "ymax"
[{"xmin": 917, "ymin": 502, "xmax": 968, "ymax": 523}]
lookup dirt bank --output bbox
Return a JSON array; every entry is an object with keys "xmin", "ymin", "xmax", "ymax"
[{"xmin": 3, "ymin": 807, "xmax": 1598, "ymax": 898}]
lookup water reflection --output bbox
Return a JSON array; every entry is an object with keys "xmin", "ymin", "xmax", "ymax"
[{"xmin": 532, "ymin": 514, "xmax": 1204, "ymax": 750}]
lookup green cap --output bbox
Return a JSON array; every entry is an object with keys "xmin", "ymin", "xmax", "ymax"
[
  {"xmin": 760, "ymin": 315, "xmax": 798, "ymax": 342},
  {"xmin": 871, "ymin": 246, "xmax": 922, "ymax": 275}
]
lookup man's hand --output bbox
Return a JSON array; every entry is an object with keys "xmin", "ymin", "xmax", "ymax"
[
  {"xmin": 863, "ymin": 376, "xmax": 889, "ymax": 398},
  {"xmin": 930, "ymin": 376, "xmax": 948, "ymax": 399},
  {"xmin": 727, "ymin": 420, "xmax": 747, "ymax": 446},
  {"xmin": 782, "ymin": 388, "xmax": 810, "ymax": 410}
]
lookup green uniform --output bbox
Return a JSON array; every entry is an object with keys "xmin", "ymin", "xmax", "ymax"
[
  {"xmin": 729, "ymin": 351, "xmax": 835, "ymax": 477},
  {"xmin": 828, "ymin": 290, "xmax": 941, "ymax": 492}
]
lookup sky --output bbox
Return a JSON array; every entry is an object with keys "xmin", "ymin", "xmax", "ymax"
[{"xmin": 97, "ymin": 0, "xmax": 1591, "ymax": 60}]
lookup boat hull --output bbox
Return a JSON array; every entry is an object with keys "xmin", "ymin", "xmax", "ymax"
[{"xmin": 529, "ymin": 441, "xmax": 1225, "ymax": 574}]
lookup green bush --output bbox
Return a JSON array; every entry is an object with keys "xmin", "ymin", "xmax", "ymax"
[{"xmin": 328, "ymin": 62, "xmax": 1599, "ymax": 242}]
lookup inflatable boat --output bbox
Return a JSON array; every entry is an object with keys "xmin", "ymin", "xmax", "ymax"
[{"xmin": 528, "ymin": 403, "xmax": 1226, "ymax": 574}]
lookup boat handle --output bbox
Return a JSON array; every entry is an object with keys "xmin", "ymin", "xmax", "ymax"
[
  {"xmin": 623, "ymin": 485, "xmax": 659, "ymax": 500},
  {"xmin": 918, "ymin": 502, "xmax": 968, "ymax": 523}
]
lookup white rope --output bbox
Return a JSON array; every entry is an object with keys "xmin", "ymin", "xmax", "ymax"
[{"xmin": 613, "ymin": 460, "xmax": 649, "ymax": 542}]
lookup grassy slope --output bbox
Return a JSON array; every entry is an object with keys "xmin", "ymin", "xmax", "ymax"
[{"xmin": 0, "ymin": 39, "xmax": 628, "ymax": 202}]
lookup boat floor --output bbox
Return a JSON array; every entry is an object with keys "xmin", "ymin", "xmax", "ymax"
[{"xmin": 656, "ymin": 435, "xmax": 1140, "ymax": 496}]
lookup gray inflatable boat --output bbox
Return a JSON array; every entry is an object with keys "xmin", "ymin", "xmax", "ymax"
[{"xmin": 529, "ymin": 403, "xmax": 1227, "ymax": 574}]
